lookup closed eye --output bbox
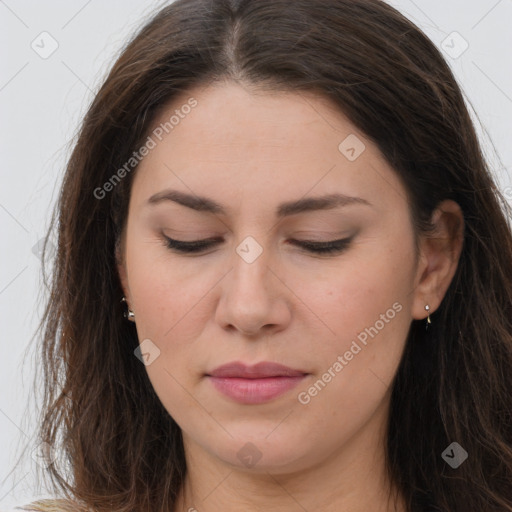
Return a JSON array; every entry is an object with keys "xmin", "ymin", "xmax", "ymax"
[{"xmin": 162, "ymin": 236, "xmax": 353, "ymax": 255}]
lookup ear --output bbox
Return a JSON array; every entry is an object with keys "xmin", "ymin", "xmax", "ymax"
[{"xmin": 411, "ymin": 199, "xmax": 464, "ymax": 321}]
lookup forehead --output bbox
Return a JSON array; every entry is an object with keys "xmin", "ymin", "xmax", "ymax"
[
  {"xmin": 148, "ymin": 82, "xmax": 354, "ymax": 155},
  {"xmin": 130, "ymin": 82, "xmax": 408, "ymax": 217}
]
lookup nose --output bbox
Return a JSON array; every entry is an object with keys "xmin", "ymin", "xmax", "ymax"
[{"xmin": 214, "ymin": 241, "xmax": 292, "ymax": 337}]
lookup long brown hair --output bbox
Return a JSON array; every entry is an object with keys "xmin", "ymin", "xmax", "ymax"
[{"xmin": 17, "ymin": 0, "xmax": 512, "ymax": 511}]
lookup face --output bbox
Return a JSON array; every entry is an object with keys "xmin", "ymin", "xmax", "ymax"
[{"xmin": 117, "ymin": 81, "xmax": 425, "ymax": 473}]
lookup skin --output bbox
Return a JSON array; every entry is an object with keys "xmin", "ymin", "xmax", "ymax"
[{"xmin": 117, "ymin": 81, "xmax": 464, "ymax": 512}]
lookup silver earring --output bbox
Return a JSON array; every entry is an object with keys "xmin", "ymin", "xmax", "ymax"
[
  {"xmin": 121, "ymin": 296, "xmax": 135, "ymax": 322},
  {"xmin": 424, "ymin": 304, "xmax": 431, "ymax": 331}
]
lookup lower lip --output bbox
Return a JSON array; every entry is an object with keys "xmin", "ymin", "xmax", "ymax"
[{"xmin": 207, "ymin": 375, "xmax": 307, "ymax": 404}]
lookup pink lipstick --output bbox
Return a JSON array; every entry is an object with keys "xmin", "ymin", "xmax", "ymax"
[{"xmin": 206, "ymin": 361, "xmax": 308, "ymax": 404}]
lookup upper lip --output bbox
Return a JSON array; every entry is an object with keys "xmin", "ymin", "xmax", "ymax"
[{"xmin": 207, "ymin": 361, "xmax": 308, "ymax": 378}]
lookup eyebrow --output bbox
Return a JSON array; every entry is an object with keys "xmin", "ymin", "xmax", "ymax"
[{"xmin": 146, "ymin": 189, "xmax": 372, "ymax": 217}]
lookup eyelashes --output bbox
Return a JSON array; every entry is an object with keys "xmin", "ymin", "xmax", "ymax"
[
  {"xmin": 163, "ymin": 236, "xmax": 222, "ymax": 253},
  {"xmin": 292, "ymin": 238, "xmax": 352, "ymax": 254},
  {"xmin": 162, "ymin": 235, "xmax": 353, "ymax": 255}
]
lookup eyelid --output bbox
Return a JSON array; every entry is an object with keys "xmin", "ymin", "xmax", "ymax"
[{"xmin": 161, "ymin": 234, "xmax": 354, "ymax": 255}]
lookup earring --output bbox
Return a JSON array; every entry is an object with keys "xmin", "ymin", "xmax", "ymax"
[
  {"xmin": 121, "ymin": 296, "xmax": 135, "ymax": 322},
  {"xmin": 424, "ymin": 304, "xmax": 431, "ymax": 331}
]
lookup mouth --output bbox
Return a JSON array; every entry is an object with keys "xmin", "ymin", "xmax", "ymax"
[{"xmin": 205, "ymin": 361, "xmax": 309, "ymax": 404}]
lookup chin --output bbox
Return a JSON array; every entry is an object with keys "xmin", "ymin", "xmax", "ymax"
[{"xmin": 200, "ymin": 433, "xmax": 316, "ymax": 474}]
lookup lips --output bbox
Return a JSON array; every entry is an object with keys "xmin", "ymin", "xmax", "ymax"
[
  {"xmin": 206, "ymin": 361, "xmax": 307, "ymax": 379},
  {"xmin": 205, "ymin": 361, "xmax": 309, "ymax": 404}
]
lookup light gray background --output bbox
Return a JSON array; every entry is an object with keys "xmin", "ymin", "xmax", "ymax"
[{"xmin": 1, "ymin": 0, "xmax": 511, "ymax": 509}]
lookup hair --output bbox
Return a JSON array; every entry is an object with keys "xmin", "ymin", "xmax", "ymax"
[{"xmin": 15, "ymin": 0, "xmax": 512, "ymax": 511}]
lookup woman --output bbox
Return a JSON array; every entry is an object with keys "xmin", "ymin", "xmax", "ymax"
[{"xmin": 16, "ymin": 0, "xmax": 512, "ymax": 511}]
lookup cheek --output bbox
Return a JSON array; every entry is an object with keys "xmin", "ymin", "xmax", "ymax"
[
  {"xmin": 296, "ymin": 242, "xmax": 415, "ymax": 400},
  {"xmin": 308, "ymin": 245, "xmax": 414, "ymax": 345},
  {"xmin": 124, "ymin": 228, "xmax": 209, "ymax": 338},
  {"xmin": 124, "ymin": 246, "xmax": 211, "ymax": 419},
  {"xmin": 290, "ymin": 275, "xmax": 412, "ymax": 448}
]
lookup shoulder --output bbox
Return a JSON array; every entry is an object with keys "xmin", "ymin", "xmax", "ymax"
[{"xmin": 12, "ymin": 499, "xmax": 91, "ymax": 512}]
